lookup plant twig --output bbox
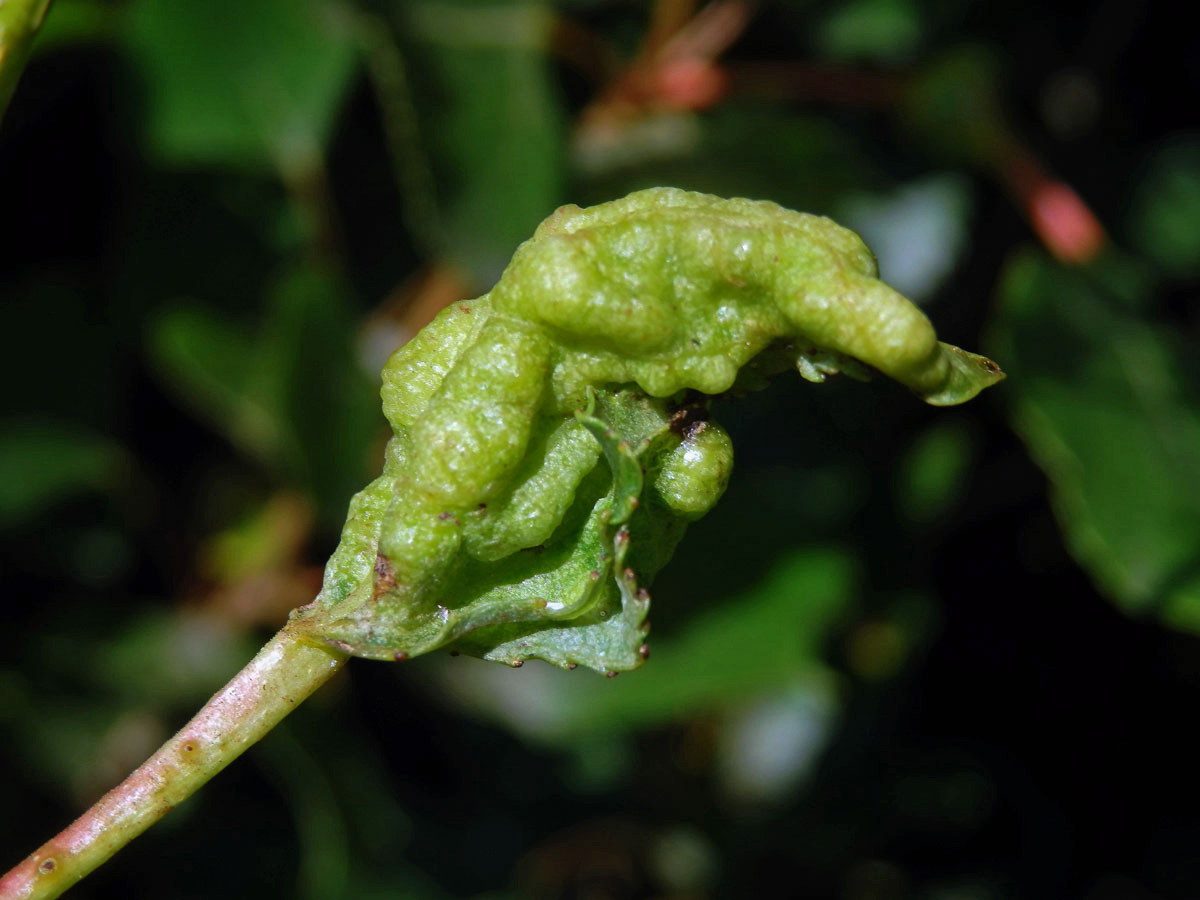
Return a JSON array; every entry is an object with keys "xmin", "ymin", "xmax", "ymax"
[{"xmin": 0, "ymin": 629, "xmax": 348, "ymax": 900}]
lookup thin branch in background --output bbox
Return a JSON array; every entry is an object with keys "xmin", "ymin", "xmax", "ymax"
[
  {"xmin": 279, "ymin": 152, "xmax": 347, "ymax": 264},
  {"xmin": 570, "ymin": 0, "xmax": 1107, "ymax": 266},
  {"xmin": 546, "ymin": 11, "xmax": 623, "ymax": 87},
  {"xmin": 572, "ymin": 0, "xmax": 753, "ymax": 170},
  {"xmin": 656, "ymin": 0, "xmax": 753, "ymax": 66},
  {"xmin": 997, "ymin": 146, "xmax": 1107, "ymax": 264},
  {"xmin": 580, "ymin": 0, "xmax": 754, "ymax": 125},
  {"xmin": 356, "ymin": 9, "xmax": 444, "ymax": 258},
  {"xmin": 725, "ymin": 60, "xmax": 903, "ymax": 108}
]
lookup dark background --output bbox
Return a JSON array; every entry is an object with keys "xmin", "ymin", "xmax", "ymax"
[{"xmin": 2, "ymin": 1, "xmax": 1199, "ymax": 898}]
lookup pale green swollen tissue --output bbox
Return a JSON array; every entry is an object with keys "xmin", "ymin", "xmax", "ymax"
[{"xmin": 288, "ymin": 188, "xmax": 1003, "ymax": 673}]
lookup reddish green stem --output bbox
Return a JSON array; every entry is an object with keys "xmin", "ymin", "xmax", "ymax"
[{"xmin": 0, "ymin": 629, "xmax": 348, "ymax": 900}]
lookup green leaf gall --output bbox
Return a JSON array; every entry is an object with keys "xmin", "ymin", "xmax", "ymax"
[{"xmin": 288, "ymin": 187, "xmax": 1003, "ymax": 673}]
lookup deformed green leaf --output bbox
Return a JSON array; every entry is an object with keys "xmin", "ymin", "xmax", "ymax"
[
  {"xmin": 990, "ymin": 250, "xmax": 1200, "ymax": 632},
  {"xmin": 574, "ymin": 387, "xmax": 646, "ymax": 527},
  {"xmin": 290, "ymin": 189, "xmax": 1002, "ymax": 673},
  {"xmin": 294, "ymin": 386, "xmax": 690, "ymax": 673}
]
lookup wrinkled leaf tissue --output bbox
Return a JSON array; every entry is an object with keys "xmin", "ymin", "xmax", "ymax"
[{"xmin": 288, "ymin": 188, "xmax": 1003, "ymax": 673}]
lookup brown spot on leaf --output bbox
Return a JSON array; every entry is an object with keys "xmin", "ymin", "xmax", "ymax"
[
  {"xmin": 373, "ymin": 553, "xmax": 396, "ymax": 599},
  {"xmin": 37, "ymin": 859, "xmax": 57, "ymax": 875}
]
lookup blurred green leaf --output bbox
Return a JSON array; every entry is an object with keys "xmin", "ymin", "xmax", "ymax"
[
  {"xmin": 816, "ymin": 0, "xmax": 922, "ymax": 64},
  {"xmin": 404, "ymin": 0, "xmax": 565, "ymax": 280},
  {"xmin": 123, "ymin": 0, "xmax": 357, "ymax": 175},
  {"xmin": 0, "ymin": 0, "xmax": 52, "ymax": 121},
  {"xmin": 151, "ymin": 303, "xmax": 283, "ymax": 464},
  {"xmin": 31, "ymin": 0, "xmax": 118, "ymax": 53},
  {"xmin": 894, "ymin": 421, "xmax": 974, "ymax": 526},
  {"xmin": 90, "ymin": 612, "xmax": 256, "ymax": 706},
  {"xmin": 901, "ymin": 47, "xmax": 1008, "ymax": 166},
  {"xmin": 255, "ymin": 727, "xmax": 350, "ymax": 900},
  {"xmin": 5, "ymin": 693, "xmax": 124, "ymax": 794},
  {"xmin": 256, "ymin": 265, "xmax": 383, "ymax": 525},
  {"xmin": 1128, "ymin": 136, "xmax": 1200, "ymax": 279},
  {"xmin": 990, "ymin": 250, "xmax": 1200, "ymax": 632},
  {"xmin": 437, "ymin": 548, "xmax": 854, "ymax": 740},
  {"xmin": 0, "ymin": 424, "xmax": 121, "ymax": 529},
  {"xmin": 151, "ymin": 265, "xmax": 381, "ymax": 527},
  {"xmin": 594, "ymin": 543, "xmax": 846, "ymax": 721}
]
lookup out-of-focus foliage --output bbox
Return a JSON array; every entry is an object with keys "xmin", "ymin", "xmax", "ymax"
[
  {"xmin": 1129, "ymin": 138, "xmax": 1200, "ymax": 280},
  {"xmin": 0, "ymin": 425, "xmax": 122, "ymax": 528},
  {"xmin": 2, "ymin": 1, "xmax": 1198, "ymax": 898},
  {"xmin": 401, "ymin": 0, "xmax": 565, "ymax": 279},
  {"xmin": 990, "ymin": 252, "xmax": 1200, "ymax": 633},
  {"xmin": 0, "ymin": 0, "xmax": 53, "ymax": 119},
  {"xmin": 430, "ymin": 547, "xmax": 854, "ymax": 742},
  {"xmin": 124, "ymin": 0, "xmax": 357, "ymax": 175},
  {"xmin": 151, "ymin": 264, "xmax": 381, "ymax": 526}
]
